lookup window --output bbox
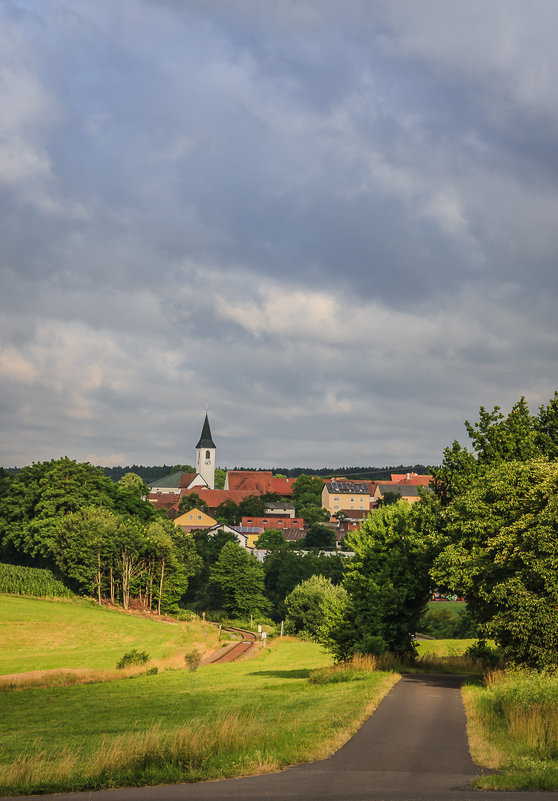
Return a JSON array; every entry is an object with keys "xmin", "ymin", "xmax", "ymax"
[
  {"xmin": 197, "ymin": 515, "xmax": 201, "ymax": 520},
  {"xmin": 205, "ymin": 450, "xmax": 210, "ymax": 459}
]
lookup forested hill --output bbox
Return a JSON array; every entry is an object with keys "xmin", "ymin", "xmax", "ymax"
[
  {"xmin": 99, "ymin": 464, "xmax": 433, "ymax": 482},
  {"xmin": 3, "ymin": 463, "xmax": 433, "ymax": 482}
]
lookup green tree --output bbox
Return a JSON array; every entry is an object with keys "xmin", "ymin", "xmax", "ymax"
[
  {"xmin": 303, "ymin": 523, "xmax": 336, "ymax": 550},
  {"xmin": 254, "ymin": 529, "xmax": 287, "ymax": 549},
  {"xmin": 323, "ymin": 503, "xmax": 436, "ymax": 661},
  {"xmin": 285, "ymin": 575, "xmax": 347, "ymax": 639},
  {"xmin": 0, "ymin": 458, "xmax": 120, "ymax": 568},
  {"xmin": 432, "ymin": 458, "xmax": 558, "ymax": 669},
  {"xmin": 177, "ymin": 493, "xmax": 209, "ymax": 515},
  {"xmin": 298, "ymin": 504, "xmax": 329, "ymax": 525},
  {"xmin": 172, "ymin": 464, "xmax": 196, "ymax": 473},
  {"xmin": 54, "ymin": 506, "xmax": 118, "ymax": 603},
  {"xmin": 209, "ymin": 541, "xmax": 269, "ymax": 617},
  {"xmin": 183, "ymin": 528, "xmax": 239, "ymax": 609},
  {"xmin": 238, "ymin": 495, "xmax": 265, "ymax": 517},
  {"xmin": 263, "ymin": 549, "xmax": 345, "ymax": 621},
  {"xmin": 214, "ymin": 499, "xmax": 241, "ymax": 525},
  {"xmin": 214, "ymin": 468, "xmax": 226, "ymax": 489}
]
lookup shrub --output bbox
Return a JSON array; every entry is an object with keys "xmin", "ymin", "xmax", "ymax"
[
  {"xmin": 116, "ymin": 649, "xmax": 150, "ymax": 669},
  {"xmin": 465, "ymin": 640, "xmax": 502, "ymax": 668},
  {"xmin": 184, "ymin": 649, "xmax": 202, "ymax": 671}
]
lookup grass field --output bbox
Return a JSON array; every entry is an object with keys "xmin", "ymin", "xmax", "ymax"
[
  {"xmin": 463, "ymin": 669, "xmax": 558, "ymax": 791},
  {"xmin": 0, "ymin": 639, "xmax": 398, "ymax": 795},
  {"xmin": 415, "ymin": 638, "xmax": 475, "ymax": 657},
  {"xmin": 0, "ymin": 595, "xmax": 220, "ymax": 675}
]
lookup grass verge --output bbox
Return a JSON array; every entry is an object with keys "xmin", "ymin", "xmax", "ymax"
[
  {"xmin": 463, "ymin": 668, "xmax": 558, "ymax": 791},
  {"xmin": 0, "ymin": 639, "xmax": 398, "ymax": 795}
]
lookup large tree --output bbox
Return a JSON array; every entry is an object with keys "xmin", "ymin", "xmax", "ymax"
[
  {"xmin": 432, "ymin": 459, "xmax": 558, "ymax": 668},
  {"xmin": 322, "ymin": 502, "xmax": 436, "ymax": 660},
  {"xmin": 285, "ymin": 575, "xmax": 347, "ymax": 639},
  {"xmin": 209, "ymin": 541, "xmax": 269, "ymax": 617}
]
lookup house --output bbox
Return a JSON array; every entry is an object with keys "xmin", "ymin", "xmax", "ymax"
[
  {"xmin": 321, "ymin": 480, "xmax": 372, "ymax": 514},
  {"xmin": 240, "ymin": 516, "xmax": 305, "ymax": 530},
  {"xmin": 225, "ymin": 470, "xmax": 295, "ymax": 496},
  {"xmin": 174, "ymin": 508, "xmax": 217, "ymax": 532},
  {"xmin": 264, "ymin": 501, "xmax": 296, "ymax": 517},
  {"xmin": 373, "ymin": 483, "xmax": 422, "ymax": 504}
]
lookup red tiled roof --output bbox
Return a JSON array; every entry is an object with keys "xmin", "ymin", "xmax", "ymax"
[
  {"xmin": 180, "ymin": 488, "xmax": 255, "ymax": 509},
  {"xmin": 392, "ymin": 474, "xmax": 432, "ymax": 486},
  {"xmin": 227, "ymin": 471, "xmax": 295, "ymax": 496},
  {"xmin": 241, "ymin": 516, "xmax": 305, "ymax": 529}
]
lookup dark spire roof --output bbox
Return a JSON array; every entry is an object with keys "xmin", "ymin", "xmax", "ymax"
[{"xmin": 196, "ymin": 413, "xmax": 216, "ymax": 449}]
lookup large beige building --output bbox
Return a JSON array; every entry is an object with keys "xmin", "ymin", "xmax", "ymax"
[{"xmin": 322, "ymin": 480, "xmax": 372, "ymax": 514}]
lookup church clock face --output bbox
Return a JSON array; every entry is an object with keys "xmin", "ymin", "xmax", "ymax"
[{"xmin": 204, "ymin": 458, "xmax": 211, "ymax": 465}]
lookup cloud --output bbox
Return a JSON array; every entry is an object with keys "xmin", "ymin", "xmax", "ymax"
[{"xmin": 0, "ymin": 0, "xmax": 557, "ymax": 468}]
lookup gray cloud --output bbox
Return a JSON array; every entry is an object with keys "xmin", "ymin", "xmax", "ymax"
[{"xmin": 0, "ymin": 0, "xmax": 557, "ymax": 468}]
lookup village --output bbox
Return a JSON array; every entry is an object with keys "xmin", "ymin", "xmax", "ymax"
[{"xmin": 148, "ymin": 413, "xmax": 432, "ymax": 552}]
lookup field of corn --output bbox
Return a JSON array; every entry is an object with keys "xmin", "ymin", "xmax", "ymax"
[{"xmin": 0, "ymin": 563, "xmax": 72, "ymax": 597}]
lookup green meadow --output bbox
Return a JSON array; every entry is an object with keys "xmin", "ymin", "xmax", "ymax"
[
  {"xmin": 0, "ymin": 636, "xmax": 397, "ymax": 794},
  {"xmin": 0, "ymin": 595, "xmax": 218, "ymax": 675}
]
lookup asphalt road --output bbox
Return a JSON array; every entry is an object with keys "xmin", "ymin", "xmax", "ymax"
[{"xmin": 4, "ymin": 673, "xmax": 556, "ymax": 801}]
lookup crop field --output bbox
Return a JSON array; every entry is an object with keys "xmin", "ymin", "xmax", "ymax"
[{"xmin": 0, "ymin": 595, "xmax": 219, "ymax": 675}]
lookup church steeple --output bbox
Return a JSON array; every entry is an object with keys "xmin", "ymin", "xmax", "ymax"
[
  {"xmin": 195, "ymin": 413, "xmax": 216, "ymax": 449},
  {"xmin": 195, "ymin": 411, "xmax": 216, "ymax": 489}
]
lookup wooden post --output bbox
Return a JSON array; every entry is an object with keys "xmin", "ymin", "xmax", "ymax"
[{"xmin": 280, "ymin": 620, "xmax": 284, "ymax": 638}]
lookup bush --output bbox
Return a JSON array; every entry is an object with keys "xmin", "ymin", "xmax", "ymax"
[
  {"xmin": 176, "ymin": 609, "xmax": 198, "ymax": 621},
  {"xmin": 465, "ymin": 640, "xmax": 502, "ymax": 668},
  {"xmin": 116, "ymin": 649, "xmax": 150, "ymax": 669},
  {"xmin": 418, "ymin": 606, "xmax": 477, "ymax": 638},
  {"xmin": 184, "ymin": 649, "xmax": 202, "ymax": 671}
]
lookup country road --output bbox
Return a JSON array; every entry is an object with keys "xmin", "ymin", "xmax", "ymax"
[{"xmin": 3, "ymin": 672, "xmax": 557, "ymax": 801}]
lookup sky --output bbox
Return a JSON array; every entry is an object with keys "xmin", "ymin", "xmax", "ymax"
[{"xmin": 1, "ymin": 0, "xmax": 557, "ymax": 470}]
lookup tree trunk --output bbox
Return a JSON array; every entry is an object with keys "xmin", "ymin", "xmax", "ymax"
[
  {"xmin": 110, "ymin": 566, "xmax": 114, "ymax": 604},
  {"xmin": 122, "ymin": 551, "xmax": 131, "ymax": 610},
  {"xmin": 158, "ymin": 558, "xmax": 165, "ymax": 616},
  {"xmin": 97, "ymin": 551, "xmax": 102, "ymax": 606}
]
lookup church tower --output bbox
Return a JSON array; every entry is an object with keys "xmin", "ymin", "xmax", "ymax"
[{"xmin": 195, "ymin": 411, "xmax": 216, "ymax": 490}]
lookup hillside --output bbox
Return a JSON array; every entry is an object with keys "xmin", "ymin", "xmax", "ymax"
[{"xmin": 0, "ymin": 595, "xmax": 219, "ymax": 674}]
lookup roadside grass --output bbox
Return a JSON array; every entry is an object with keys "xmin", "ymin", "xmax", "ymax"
[
  {"xmin": 463, "ymin": 668, "xmax": 558, "ymax": 791},
  {"xmin": 0, "ymin": 639, "xmax": 399, "ymax": 795},
  {"xmin": 0, "ymin": 595, "xmax": 219, "ymax": 677}
]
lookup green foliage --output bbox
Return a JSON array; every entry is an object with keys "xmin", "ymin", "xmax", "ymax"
[
  {"xmin": 432, "ymin": 458, "xmax": 558, "ymax": 669},
  {"xmin": 303, "ymin": 523, "xmax": 336, "ymax": 550},
  {"xmin": 0, "ymin": 562, "xmax": 73, "ymax": 597},
  {"xmin": 323, "ymin": 503, "xmax": 437, "ymax": 661},
  {"xmin": 254, "ymin": 529, "xmax": 287, "ymax": 549},
  {"xmin": 285, "ymin": 575, "xmax": 348, "ymax": 639},
  {"xmin": 184, "ymin": 649, "xmax": 202, "ymax": 670},
  {"xmin": 214, "ymin": 498, "xmax": 241, "ymax": 525},
  {"xmin": 214, "ymin": 468, "xmax": 226, "ymax": 489},
  {"xmin": 238, "ymin": 494, "xmax": 265, "ymax": 517},
  {"xmin": 292, "ymin": 474, "xmax": 324, "ymax": 508},
  {"xmin": 298, "ymin": 504, "xmax": 329, "ymax": 525},
  {"xmin": 418, "ymin": 606, "xmax": 477, "ymax": 639},
  {"xmin": 116, "ymin": 649, "xmax": 150, "ymax": 669},
  {"xmin": 209, "ymin": 541, "xmax": 269, "ymax": 616},
  {"xmin": 466, "ymin": 668, "xmax": 558, "ymax": 790},
  {"xmin": 177, "ymin": 493, "xmax": 209, "ymax": 515},
  {"xmin": 183, "ymin": 529, "xmax": 239, "ymax": 609},
  {"xmin": 263, "ymin": 548, "xmax": 345, "ymax": 620}
]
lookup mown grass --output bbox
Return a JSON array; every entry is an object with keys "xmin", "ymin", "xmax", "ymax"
[
  {"xmin": 0, "ymin": 595, "xmax": 219, "ymax": 676},
  {"xmin": 0, "ymin": 639, "xmax": 398, "ymax": 795},
  {"xmin": 463, "ymin": 668, "xmax": 558, "ymax": 791}
]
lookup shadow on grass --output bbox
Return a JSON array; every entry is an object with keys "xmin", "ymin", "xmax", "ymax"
[{"xmin": 248, "ymin": 668, "xmax": 312, "ymax": 679}]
